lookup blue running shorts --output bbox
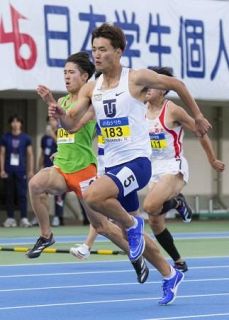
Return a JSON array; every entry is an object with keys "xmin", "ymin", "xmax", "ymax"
[{"xmin": 105, "ymin": 157, "xmax": 151, "ymax": 212}]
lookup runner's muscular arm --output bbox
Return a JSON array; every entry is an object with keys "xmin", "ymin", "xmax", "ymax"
[
  {"xmin": 38, "ymin": 84, "xmax": 95, "ymax": 132},
  {"xmin": 172, "ymin": 105, "xmax": 225, "ymax": 172},
  {"xmin": 37, "ymin": 85, "xmax": 57, "ymax": 105},
  {"xmin": 132, "ymin": 69, "xmax": 211, "ymax": 137},
  {"xmin": 49, "ymin": 82, "xmax": 94, "ymax": 131},
  {"xmin": 199, "ymin": 137, "xmax": 225, "ymax": 172},
  {"xmin": 68, "ymin": 106, "xmax": 95, "ymax": 133}
]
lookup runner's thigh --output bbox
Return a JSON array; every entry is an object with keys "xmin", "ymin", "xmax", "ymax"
[
  {"xmin": 31, "ymin": 167, "xmax": 68, "ymax": 194},
  {"xmin": 148, "ymin": 173, "xmax": 185, "ymax": 204}
]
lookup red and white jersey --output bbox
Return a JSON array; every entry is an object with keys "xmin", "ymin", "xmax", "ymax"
[{"xmin": 147, "ymin": 100, "xmax": 184, "ymax": 160}]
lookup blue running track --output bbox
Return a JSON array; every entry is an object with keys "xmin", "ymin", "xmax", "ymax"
[{"xmin": 0, "ymin": 256, "xmax": 229, "ymax": 320}]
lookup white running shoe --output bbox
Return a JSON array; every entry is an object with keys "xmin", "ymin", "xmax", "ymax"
[
  {"xmin": 51, "ymin": 216, "xmax": 60, "ymax": 227},
  {"xmin": 70, "ymin": 244, "xmax": 90, "ymax": 260},
  {"xmin": 3, "ymin": 218, "xmax": 17, "ymax": 228},
  {"xmin": 30, "ymin": 217, "xmax": 39, "ymax": 226},
  {"xmin": 20, "ymin": 218, "xmax": 31, "ymax": 228}
]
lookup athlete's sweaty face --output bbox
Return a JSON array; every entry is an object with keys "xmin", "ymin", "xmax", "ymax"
[
  {"xmin": 92, "ymin": 37, "xmax": 121, "ymax": 72},
  {"xmin": 64, "ymin": 62, "xmax": 87, "ymax": 94}
]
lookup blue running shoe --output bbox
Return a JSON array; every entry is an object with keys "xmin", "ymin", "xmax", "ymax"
[
  {"xmin": 127, "ymin": 216, "xmax": 145, "ymax": 261},
  {"xmin": 159, "ymin": 269, "xmax": 184, "ymax": 305},
  {"xmin": 176, "ymin": 193, "xmax": 192, "ymax": 223}
]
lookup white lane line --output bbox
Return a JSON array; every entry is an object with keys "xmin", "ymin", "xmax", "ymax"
[
  {"xmin": 1, "ymin": 231, "xmax": 228, "ymax": 245},
  {"xmin": 0, "ymin": 255, "xmax": 229, "ymax": 268},
  {"xmin": 0, "ymin": 259, "xmax": 129, "ymax": 268},
  {"xmin": 0, "ymin": 269, "xmax": 134, "ymax": 278},
  {"xmin": 1, "ymin": 265, "xmax": 229, "ymax": 278},
  {"xmin": 0, "ymin": 281, "xmax": 145, "ymax": 292},
  {"xmin": 0, "ymin": 292, "xmax": 229, "ymax": 311},
  {"xmin": 1, "ymin": 278, "xmax": 229, "ymax": 293},
  {"xmin": 144, "ymin": 312, "xmax": 229, "ymax": 320}
]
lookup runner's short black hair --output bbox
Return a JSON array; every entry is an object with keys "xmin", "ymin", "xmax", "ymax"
[
  {"xmin": 91, "ymin": 23, "xmax": 126, "ymax": 52},
  {"xmin": 66, "ymin": 52, "xmax": 95, "ymax": 81}
]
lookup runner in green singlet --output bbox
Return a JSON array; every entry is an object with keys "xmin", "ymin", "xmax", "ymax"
[{"xmin": 27, "ymin": 52, "xmax": 97, "ymax": 258}]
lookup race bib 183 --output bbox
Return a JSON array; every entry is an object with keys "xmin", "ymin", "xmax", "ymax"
[{"xmin": 100, "ymin": 117, "xmax": 131, "ymax": 142}]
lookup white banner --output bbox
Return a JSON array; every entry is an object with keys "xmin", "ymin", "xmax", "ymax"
[{"xmin": 0, "ymin": 0, "xmax": 228, "ymax": 100}]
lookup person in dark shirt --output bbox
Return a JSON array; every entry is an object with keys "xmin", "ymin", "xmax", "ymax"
[
  {"xmin": 39, "ymin": 117, "xmax": 57, "ymax": 168},
  {"xmin": 0, "ymin": 114, "xmax": 34, "ymax": 227}
]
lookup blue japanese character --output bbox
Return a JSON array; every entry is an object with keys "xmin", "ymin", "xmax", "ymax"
[
  {"xmin": 146, "ymin": 13, "xmax": 171, "ymax": 69},
  {"xmin": 211, "ymin": 20, "xmax": 229, "ymax": 80},
  {"xmin": 79, "ymin": 5, "xmax": 106, "ymax": 55},
  {"xmin": 178, "ymin": 17, "xmax": 205, "ymax": 78},
  {"xmin": 114, "ymin": 11, "xmax": 140, "ymax": 68},
  {"xmin": 44, "ymin": 5, "xmax": 71, "ymax": 67}
]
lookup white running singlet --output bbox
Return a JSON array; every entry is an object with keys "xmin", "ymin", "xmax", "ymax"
[
  {"xmin": 147, "ymin": 100, "xmax": 189, "ymax": 183},
  {"xmin": 92, "ymin": 67, "xmax": 151, "ymax": 168},
  {"xmin": 147, "ymin": 100, "xmax": 184, "ymax": 160}
]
